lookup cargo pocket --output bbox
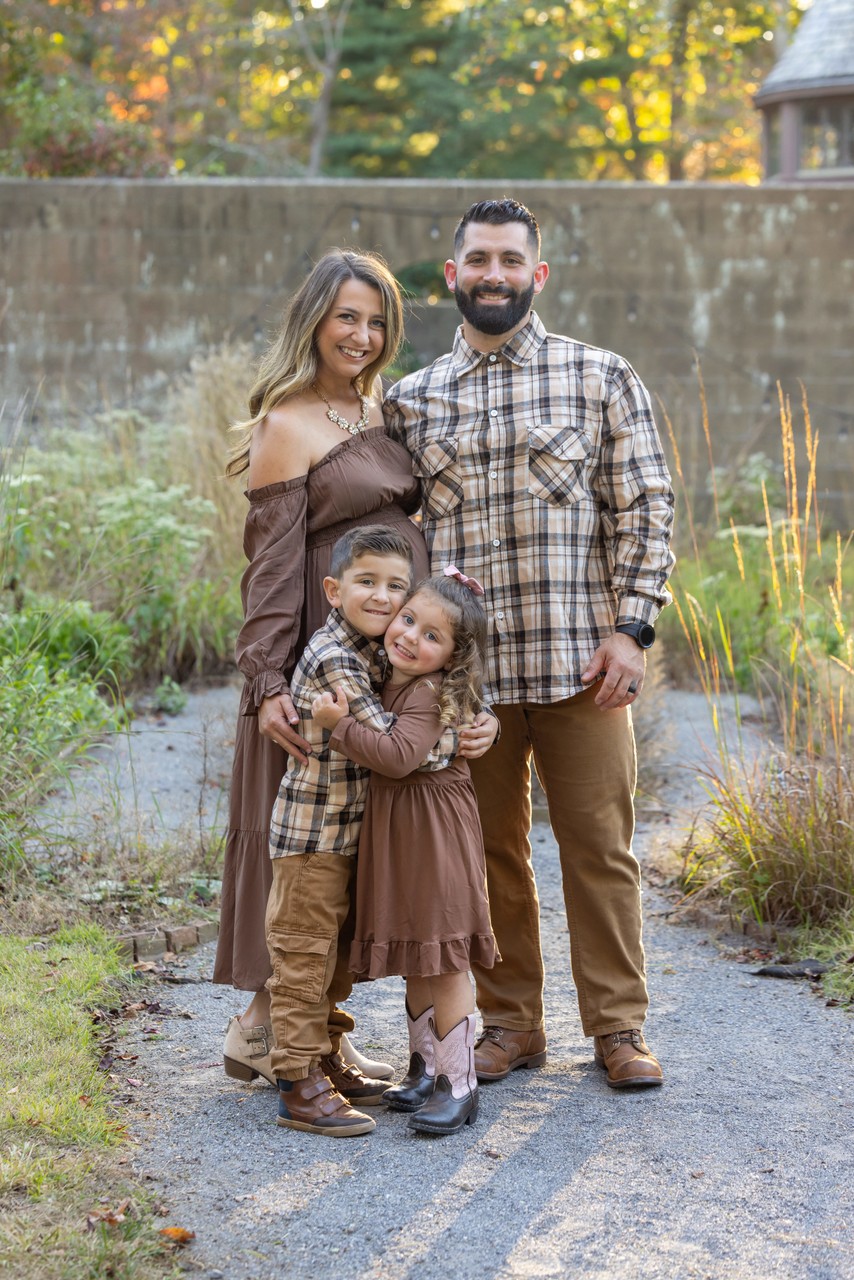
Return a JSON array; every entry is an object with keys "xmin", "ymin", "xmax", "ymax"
[
  {"xmin": 411, "ymin": 437, "xmax": 464, "ymax": 520},
  {"xmin": 527, "ymin": 424, "xmax": 589, "ymax": 506},
  {"xmin": 267, "ymin": 930, "xmax": 333, "ymax": 1005}
]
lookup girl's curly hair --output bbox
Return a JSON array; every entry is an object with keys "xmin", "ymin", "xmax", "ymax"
[{"xmin": 406, "ymin": 574, "xmax": 487, "ymax": 726}]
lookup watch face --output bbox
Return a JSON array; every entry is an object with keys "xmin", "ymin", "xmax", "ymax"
[{"xmin": 638, "ymin": 624, "xmax": 655, "ymax": 649}]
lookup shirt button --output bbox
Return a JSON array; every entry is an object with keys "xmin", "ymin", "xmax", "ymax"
[
  {"xmin": 496, "ymin": 611, "xmax": 505, "ymax": 620},
  {"xmin": 489, "ymin": 409, "xmax": 498, "ymax": 418},
  {"xmin": 488, "ymin": 353, "xmax": 498, "ymax": 363},
  {"xmin": 377, "ymin": 648, "xmax": 386, "ymax": 656},
  {"xmin": 489, "ymin": 470, "xmax": 498, "ymax": 479},
  {"xmin": 492, "ymin": 538, "xmax": 501, "ymax": 547}
]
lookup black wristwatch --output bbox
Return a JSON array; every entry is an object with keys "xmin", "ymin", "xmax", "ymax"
[{"xmin": 615, "ymin": 621, "xmax": 656, "ymax": 649}]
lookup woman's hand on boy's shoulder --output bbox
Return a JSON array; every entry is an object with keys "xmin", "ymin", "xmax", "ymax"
[
  {"xmin": 457, "ymin": 709, "xmax": 499, "ymax": 759},
  {"xmin": 312, "ymin": 687, "xmax": 351, "ymax": 729}
]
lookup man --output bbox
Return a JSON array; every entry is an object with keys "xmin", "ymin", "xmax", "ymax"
[{"xmin": 384, "ymin": 198, "xmax": 675, "ymax": 1089}]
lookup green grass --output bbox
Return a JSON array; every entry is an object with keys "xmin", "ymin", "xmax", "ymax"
[
  {"xmin": 792, "ymin": 911, "xmax": 854, "ymax": 1006},
  {"xmin": 0, "ymin": 925, "xmax": 183, "ymax": 1280}
]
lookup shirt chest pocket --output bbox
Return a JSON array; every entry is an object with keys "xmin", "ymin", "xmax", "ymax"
[
  {"xmin": 411, "ymin": 437, "xmax": 464, "ymax": 521},
  {"xmin": 527, "ymin": 424, "xmax": 590, "ymax": 507}
]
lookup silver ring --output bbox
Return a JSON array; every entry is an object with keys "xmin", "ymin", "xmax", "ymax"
[{"xmin": 627, "ymin": 682, "xmax": 638, "ymax": 695}]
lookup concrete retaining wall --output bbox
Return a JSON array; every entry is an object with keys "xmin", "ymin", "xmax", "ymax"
[{"xmin": 1, "ymin": 178, "xmax": 852, "ymax": 516}]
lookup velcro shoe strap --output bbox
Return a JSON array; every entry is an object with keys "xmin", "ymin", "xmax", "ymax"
[{"xmin": 300, "ymin": 1073, "xmax": 336, "ymax": 1101}]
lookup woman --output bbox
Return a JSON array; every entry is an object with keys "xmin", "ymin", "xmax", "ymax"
[{"xmin": 214, "ymin": 249, "xmax": 427, "ymax": 1084}]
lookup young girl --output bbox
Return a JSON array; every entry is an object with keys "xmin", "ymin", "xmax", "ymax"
[{"xmin": 311, "ymin": 568, "xmax": 497, "ymax": 1136}]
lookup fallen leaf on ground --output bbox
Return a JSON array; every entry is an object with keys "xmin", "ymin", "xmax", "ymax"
[
  {"xmin": 86, "ymin": 1199, "xmax": 132, "ymax": 1230},
  {"xmin": 159, "ymin": 1227, "xmax": 196, "ymax": 1248}
]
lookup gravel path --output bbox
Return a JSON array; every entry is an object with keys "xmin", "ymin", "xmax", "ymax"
[{"xmin": 75, "ymin": 684, "xmax": 853, "ymax": 1280}]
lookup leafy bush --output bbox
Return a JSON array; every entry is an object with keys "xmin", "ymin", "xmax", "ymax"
[
  {"xmin": 5, "ymin": 437, "xmax": 242, "ymax": 683},
  {"xmin": 152, "ymin": 675, "xmax": 187, "ymax": 717},
  {"xmin": 5, "ymin": 77, "xmax": 169, "ymax": 178},
  {"xmin": 0, "ymin": 597, "xmax": 132, "ymax": 689}
]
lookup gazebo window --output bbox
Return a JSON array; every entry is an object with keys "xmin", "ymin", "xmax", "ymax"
[
  {"xmin": 799, "ymin": 99, "xmax": 853, "ymax": 170},
  {"xmin": 766, "ymin": 105, "xmax": 782, "ymax": 176}
]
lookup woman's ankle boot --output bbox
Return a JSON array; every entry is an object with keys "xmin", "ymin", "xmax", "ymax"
[
  {"xmin": 384, "ymin": 1002, "xmax": 435, "ymax": 1113},
  {"xmin": 408, "ymin": 1013, "xmax": 478, "ymax": 1135}
]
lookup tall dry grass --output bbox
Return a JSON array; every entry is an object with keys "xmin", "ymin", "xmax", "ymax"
[{"xmin": 662, "ymin": 384, "xmax": 854, "ymax": 930}]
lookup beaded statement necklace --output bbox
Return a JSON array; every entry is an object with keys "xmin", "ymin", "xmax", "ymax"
[{"xmin": 313, "ymin": 383, "xmax": 370, "ymax": 436}]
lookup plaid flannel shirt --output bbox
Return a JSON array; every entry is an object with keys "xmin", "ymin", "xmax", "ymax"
[
  {"xmin": 384, "ymin": 313, "xmax": 675, "ymax": 705},
  {"xmin": 269, "ymin": 609, "xmax": 456, "ymax": 858}
]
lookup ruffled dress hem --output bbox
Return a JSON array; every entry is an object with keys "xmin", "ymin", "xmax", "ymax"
[{"xmin": 349, "ymin": 934, "xmax": 498, "ymax": 982}]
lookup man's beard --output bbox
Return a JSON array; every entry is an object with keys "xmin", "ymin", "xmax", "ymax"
[{"xmin": 453, "ymin": 279, "xmax": 535, "ymax": 336}]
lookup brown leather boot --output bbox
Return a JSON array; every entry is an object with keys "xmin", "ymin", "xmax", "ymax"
[
  {"xmin": 319, "ymin": 1051, "xmax": 390, "ymax": 1105},
  {"xmin": 474, "ymin": 1026, "xmax": 547, "ymax": 1081},
  {"xmin": 594, "ymin": 1029, "xmax": 663, "ymax": 1088},
  {"xmin": 276, "ymin": 1067, "xmax": 376, "ymax": 1137}
]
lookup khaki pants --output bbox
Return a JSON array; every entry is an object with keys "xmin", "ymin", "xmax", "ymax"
[
  {"xmin": 468, "ymin": 684, "xmax": 647, "ymax": 1038},
  {"xmin": 265, "ymin": 852, "xmax": 356, "ymax": 1082}
]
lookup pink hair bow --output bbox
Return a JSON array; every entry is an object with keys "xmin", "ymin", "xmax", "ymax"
[{"xmin": 443, "ymin": 564, "xmax": 485, "ymax": 597}]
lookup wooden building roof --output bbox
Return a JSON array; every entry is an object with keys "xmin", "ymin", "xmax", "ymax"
[{"xmin": 756, "ymin": 0, "xmax": 854, "ymax": 104}]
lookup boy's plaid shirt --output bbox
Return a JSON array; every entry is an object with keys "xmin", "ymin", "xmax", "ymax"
[
  {"xmin": 269, "ymin": 609, "xmax": 456, "ymax": 859},
  {"xmin": 383, "ymin": 313, "xmax": 675, "ymax": 705}
]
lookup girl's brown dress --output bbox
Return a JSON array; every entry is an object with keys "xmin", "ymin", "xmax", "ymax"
[
  {"xmin": 213, "ymin": 428, "xmax": 428, "ymax": 991},
  {"xmin": 329, "ymin": 675, "xmax": 498, "ymax": 981}
]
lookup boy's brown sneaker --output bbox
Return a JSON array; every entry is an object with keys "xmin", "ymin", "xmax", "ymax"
[
  {"xmin": 319, "ymin": 1051, "xmax": 390, "ymax": 1105},
  {"xmin": 276, "ymin": 1068, "xmax": 376, "ymax": 1137}
]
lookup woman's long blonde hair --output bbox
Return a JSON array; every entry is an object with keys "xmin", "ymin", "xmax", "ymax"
[{"xmin": 226, "ymin": 249, "xmax": 405, "ymax": 478}]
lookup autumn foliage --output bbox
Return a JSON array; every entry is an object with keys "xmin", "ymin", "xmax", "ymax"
[{"xmin": 0, "ymin": 0, "xmax": 809, "ymax": 183}]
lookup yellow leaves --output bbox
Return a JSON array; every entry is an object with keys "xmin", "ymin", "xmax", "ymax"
[
  {"xmin": 405, "ymin": 131, "xmax": 440, "ymax": 157},
  {"xmin": 374, "ymin": 73, "xmax": 401, "ymax": 93},
  {"xmin": 517, "ymin": 82, "xmax": 536, "ymax": 96},
  {"xmin": 149, "ymin": 35, "xmax": 171, "ymax": 58}
]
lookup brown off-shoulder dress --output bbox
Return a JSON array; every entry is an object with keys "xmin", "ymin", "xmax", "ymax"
[{"xmin": 212, "ymin": 427, "xmax": 428, "ymax": 992}]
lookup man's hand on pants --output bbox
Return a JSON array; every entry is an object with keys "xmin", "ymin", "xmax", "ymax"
[{"xmin": 580, "ymin": 633, "xmax": 645, "ymax": 709}]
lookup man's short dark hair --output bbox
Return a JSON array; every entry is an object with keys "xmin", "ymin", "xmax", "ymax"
[
  {"xmin": 329, "ymin": 524, "xmax": 414, "ymax": 581},
  {"xmin": 453, "ymin": 198, "xmax": 541, "ymax": 258}
]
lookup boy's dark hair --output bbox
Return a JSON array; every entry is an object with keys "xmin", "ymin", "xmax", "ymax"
[
  {"xmin": 453, "ymin": 198, "xmax": 541, "ymax": 258},
  {"xmin": 329, "ymin": 525, "xmax": 414, "ymax": 581}
]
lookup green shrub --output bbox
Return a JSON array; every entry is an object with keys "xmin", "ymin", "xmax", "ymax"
[
  {"xmin": 152, "ymin": 675, "xmax": 187, "ymax": 716},
  {"xmin": 5, "ymin": 446, "xmax": 241, "ymax": 683},
  {"xmin": 0, "ymin": 596, "xmax": 132, "ymax": 689}
]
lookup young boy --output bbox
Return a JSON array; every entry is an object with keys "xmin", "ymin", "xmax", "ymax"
[{"xmin": 268, "ymin": 524, "xmax": 452, "ymax": 1138}]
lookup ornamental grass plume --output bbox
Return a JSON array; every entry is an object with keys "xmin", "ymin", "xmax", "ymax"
[{"xmin": 663, "ymin": 381, "xmax": 854, "ymax": 930}]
